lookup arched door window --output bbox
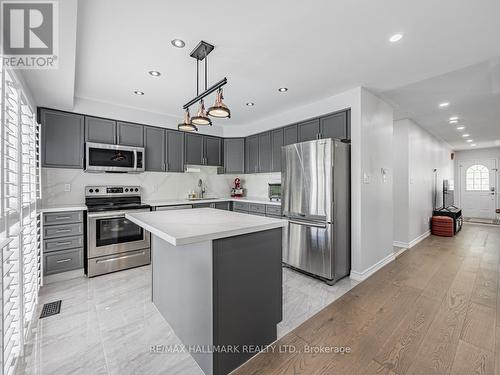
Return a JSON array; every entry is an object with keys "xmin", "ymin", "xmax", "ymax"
[{"xmin": 465, "ymin": 164, "xmax": 490, "ymax": 191}]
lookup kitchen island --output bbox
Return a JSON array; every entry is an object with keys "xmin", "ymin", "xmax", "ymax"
[{"xmin": 126, "ymin": 208, "xmax": 286, "ymax": 375}]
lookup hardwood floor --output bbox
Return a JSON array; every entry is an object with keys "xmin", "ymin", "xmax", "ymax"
[{"xmin": 232, "ymin": 224, "xmax": 500, "ymax": 375}]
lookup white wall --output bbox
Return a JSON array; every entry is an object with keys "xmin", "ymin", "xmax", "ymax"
[
  {"xmin": 453, "ymin": 147, "xmax": 500, "ymax": 209},
  {"xmin": 393, "ymin": 119, "xmax": 453, "ymax": 247}
]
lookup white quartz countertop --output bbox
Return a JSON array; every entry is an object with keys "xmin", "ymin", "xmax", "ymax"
[
  {"xmin": 37, "ymin": 204, "xmax": 88, "ymax": 213},
  {"xmin": 126, "ymin": 208, "xmax": 286, "ymax": 246},
  {"xmin": 143, "ymin": 197, "xmax": 281, "ymax": 207}
]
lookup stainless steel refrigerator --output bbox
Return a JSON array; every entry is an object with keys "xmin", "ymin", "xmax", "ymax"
[{"xmin": 282, "ymin": 138, "xmax": 350, "ymax": 284}]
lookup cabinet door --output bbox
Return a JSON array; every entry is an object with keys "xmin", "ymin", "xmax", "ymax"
[
  {"xmin": 41, "ymin": 109, "xmax": 84, "ymax": 168},
  {"xmin": 224, "ymin": 138, "xmax": 245, "ymax": 174},
  {"xmin": 245, "ymin": 135, "xmax": 259, "ymax": 173},
  {"xmin": 143, "ymin": 126, "xmax": 165, "ymax": 172},
  {"xmin": 319, "ymin": 111, "xmax": 348, "ymax": 140},
  {"xmin": 205, "ymin": 136, "xmax": 223, "ymax": 166},
  {"xmin": 298, "ymin": 119, "xmax": 320, "ymax": 142},
  {"xmin": 271, "ymin": 128, "xmax": 283, "ymax": 172},
  {"xmin": 258, "ymin": 132, "xmax": 272, "ymax": 173},
  {"xmin": 117, "ymin": 122, "xmax": 144, "ymax": 146},
  {"xmin": 283, "ymin": 124, "xmax": 298, "ymax": 146},
  {"xmin": 85, "ymin": 116, "xmax": 116, "ymax": 144},
  {"xmin": 184, "ymin": 133, "xmax": 204, "ymax": 165},
  {"xmin": 166, "ymin": 130, "xmax": 184, "ymax": 172}
]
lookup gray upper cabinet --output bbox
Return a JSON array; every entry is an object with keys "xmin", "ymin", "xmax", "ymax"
[
  {"xmin": 117, "ymin": 122, "xmax": 144, "ymax": 147},
  {"xmin": 41, "ymin": 109, "xmax": 85, "ymax": 169},
  {"xmin": 85, "ymin": 116, "xmax": 116, "ymax": 144},
  {"xmin": 258, "ymin": 132, "xmax": 272, "ymax": 173},
  {"xmin": 298, "ymin": 119, "xmax": 320, "ymax": 142},
  {"xmin": 166, "ymin": 130, "xmax": 184, "ymax": 172},
  {"xmin": 283, "ymin": 125, "xmax": 298, "ymax": 146},
  {"xmin": 224, "ymin": 138, "xmax": 245, "ymax": 174},
  {"xmin": 205, "ymin": 136, "xmax": 223, "ymax": 166},
  {"xmin": 184, "ymin": 133, "xmax": 204, "ymax": 165},
  {"xmin": 271, "ymin": 128, "xmax": 283, "ymax": 172},
  {"xmin": 319, "ymin": 111, "xmax": 348, "ymax": 140},
  {"xmin": 144, "ymin": 126, "xmax": 165, "ymax": 172},
  {"xmin": 245, "ymin": 135, "xmax": 259, "ymax": 173}
]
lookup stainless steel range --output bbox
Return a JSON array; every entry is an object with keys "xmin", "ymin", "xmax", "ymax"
[{"xmin": 85, "ymin": 185, "xmax": 151, "ymax": 277}]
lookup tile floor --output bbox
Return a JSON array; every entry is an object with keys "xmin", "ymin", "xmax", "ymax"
[{"xmin": 16, "ymin": 266, "xmax": 357, "ymax": 375}]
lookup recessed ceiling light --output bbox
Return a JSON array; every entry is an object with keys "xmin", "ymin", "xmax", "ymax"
[
  {"xmin": 278, "ymin": 87, "xmax": 288, "ymax": 92},
  {"xmin": 449, "ymin": 120, "xmax": 458, "ymax": 124},
  {"xmin": 439, "ymin": 102, "xmax": 450, "ymax": 108},
  {"xmin": 462, "ymin": 134, "xmax": 470, "ymax": 137},
  {"xmin": 466, "ymin": 139, "xmax": 473, "ymax": 143},
  {"xmin": 471, "ymin": 144, "xmax": 476, "ymax": 147},
  {"xmin": 389, "ymin": 33, "xmax": 403, "ymax": 43},
  {"xmin": 456, "ymin": 126, "xmax": 465, "ymax": 130},
  {"xmin": 171, "ymin": 39, "xmax": 185, "ymax": 48},
  {"xmin": 449, "ymin": 116, "xmax": 459, "ymax": 121},
  {"xmin": 148, "ymin": 70, "xmax": 161, "ymax": 77},
  {"xmin": 133, "ymin": 90, "xmax": 144, "ymax": 95},
  {"xmin": 246, "ymin": 102, "xmax": 255, "ymax": 107}
]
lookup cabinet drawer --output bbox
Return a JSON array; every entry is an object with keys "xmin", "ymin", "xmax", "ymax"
[
  {"xmin": 43, "ymin": 211, "xmax": 83, "ymax": 226},
  {"xmin": 233, "ymin": 209, "xmax": 249, "ymax": 214},
  {"xmin": 233, "ymin": 201, "xmax": 249, "ymax": 211},
  {"xmin": 44, "ymin": 235, "xmax": 83, "ymax": 253},
  {"xmin": 266, "ymin": 205, "xmax": 282, "ymax": 217},
  {"xmin": 44, "ymin": 223, "xmax": 83, "ymax": 239},
  {"xmin": 44, "ymin": 248, "xmax": 83, "ymax": 275},
  {"xmin": 248, "ymin": 203, "xmax": 266, "ymax": 214}
]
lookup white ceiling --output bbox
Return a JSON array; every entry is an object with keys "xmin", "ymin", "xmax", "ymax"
[
  {"xmin": 22, "ymin": 0, "xmax": 500, "ymax": 135},
  {"xmin": 382, "ymin": 59, "xmax": 500, "ymax": 150}
]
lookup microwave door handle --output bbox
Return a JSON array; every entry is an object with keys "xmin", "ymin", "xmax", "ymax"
[{"xmin": 133, "ymin": 150, "xmax": 138, "ymax": 170}]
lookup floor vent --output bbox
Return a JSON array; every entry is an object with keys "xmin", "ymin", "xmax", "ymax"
[{"xmin": 40, "ymin": 300, "xmax": 62, "ymax": 318}]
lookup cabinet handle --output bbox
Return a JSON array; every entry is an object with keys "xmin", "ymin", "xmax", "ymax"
[
  {"xmin": 55, "ymin": 241, "xmax": 72, "ymax": 246},
  {"xmin": 55, "ymin": 229, "xmax": 71, "ymax": 233},
  {"xmin": 56, "ymin": 258, "xmax": 72, "ymax": 263},
  {"xmin": 54, "ymin": 216, "xmax": 71, "ymax": 220}
]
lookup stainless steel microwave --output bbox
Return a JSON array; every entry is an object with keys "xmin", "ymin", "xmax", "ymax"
[{"xmin": 85, "ymin": 142, "xmax": 145, "ymax": 173}]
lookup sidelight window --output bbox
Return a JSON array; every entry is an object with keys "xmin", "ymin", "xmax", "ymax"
[{"xmin": 465, "ymin": 164, "xmax": 490, "ymax": 191}]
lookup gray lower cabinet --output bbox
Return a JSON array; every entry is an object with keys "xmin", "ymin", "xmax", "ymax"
[
  {"xmin": 192, "ymin": 203, "xmax": 212, "ymax": 208},
  {"xmin": 245, "ymin": 135, "xmax": 259, "ymax": 173},
  {"xmin": 319, "ymin": 111, "xmax": 349, "ymax": 140},
  {"xmin": 40, "ymin": 109, "xmax": 84, "ymax": 168},
  {"xmin": 271, "ymin": 129, "xmax": 283, "ymax": 172},
  {"xmin": 85, "ymin": 116, "xmax": 116, "ymax": 144},
  {"xmin": 224, "ymin": 138, "xmax": 245, "ymax": 174},
  {"xmin": 214, "ymin": 201, "xmax": 231, "ymax": 210},
  {"xmin": 117, "ymin": 121, "xmax": 144, "ymax": 147},
  {"xmin": 283, "ymin": 124, "xmax": 298, "ymax": 146},
  {"xmin": 248, "ymin": 203, "xmax": 266, "ymax": 216},
  {"xmin": 258, "ymin": 132, "xmax": 272, "ymax": 173},
  {"xmin": 43, "ymin": 210, "xmax": 84, "ymax": 275},
  {"xmin": 298, "ymin": 119, "xmax": 320, "ymax": 142},
  {"xmin": 232, "ymin": 201, "xmax": 249, "ymax": 213},
  {"xmin": 144, "ymin": 126, "xmax": 165, "ymax": 172},
  {"xmin": 184, "ymin": 133, "xmax": 204, "ymax": 165},
  {"xmin": 265, "ymin": 205, "xmax": 282, "ymax": 218},
  {"xmin": 166, "ymin": 130, "xmax": 184, "ymax": 172}
]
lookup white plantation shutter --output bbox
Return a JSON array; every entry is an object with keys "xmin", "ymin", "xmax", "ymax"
[{"xmin": 1, "ymin": 69, "xmax": 40, "ymax": 375}]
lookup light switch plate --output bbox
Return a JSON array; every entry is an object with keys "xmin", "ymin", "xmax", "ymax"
[
  {"xmin": 64, "ymin": 184, "xmax": 71, "ymax": 192},
  {"xmin": 363, "ymin": 173, "xmax": 370, "ymax": 184}
]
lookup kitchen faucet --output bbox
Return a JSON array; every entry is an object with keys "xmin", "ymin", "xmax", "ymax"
[{"xmin": 198, "ymin": 179, "xmax": 206, "ymax": 198}]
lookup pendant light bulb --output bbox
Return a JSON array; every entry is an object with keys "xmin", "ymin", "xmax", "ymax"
[
  {"xmin": 208, "ymin": 88, "xmax": 231, "ymax": 118},
  {"xmin": 191, "ymin": 99, "xmax": 212, "ymax": 126},
  {"xmin": 178, "ymin": 109, "xmax": 198, "ymax": 132}
]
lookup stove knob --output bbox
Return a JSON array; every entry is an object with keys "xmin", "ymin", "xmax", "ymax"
[
  {"xmin": 89, "ymin": 189, "xmax": 94, "ymax": 193},
  {"xmin": 135, "ymin": 188, "xmax": 139, "ymax": 192},
  {"xmin": 95, "ymin": 188, "xmax": 99, "ymax": 193},
  {"xmin": 125, "ymin": 188, "xmax": 129, "ymax": 192}
]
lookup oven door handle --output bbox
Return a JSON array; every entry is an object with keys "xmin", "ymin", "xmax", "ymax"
[
  {"xmin": 96, "ymin": 251, "xmax": 146, "ymax": 264},
  {"xmin": 87, "ymin": 208, "xmax": 150, "ymax": 218}
]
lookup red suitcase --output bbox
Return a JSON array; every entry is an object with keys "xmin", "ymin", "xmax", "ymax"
[{"xmin": 431, "ymin": 216, "xmax": 454, "ymax": 237}]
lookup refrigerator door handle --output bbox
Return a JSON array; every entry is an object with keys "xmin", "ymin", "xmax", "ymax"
[{"xmin": 288, "ymin": 219, "xmax": 327, "ymax": 229}]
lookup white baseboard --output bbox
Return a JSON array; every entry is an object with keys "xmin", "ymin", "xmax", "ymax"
[
  {"xmin": 350, "ymin": 252, "xmax": 396, "ymax": 282},
  {"xmin": 392, "ymin": 230, "xmax": 431, "ymax": 250},
  {"xmin": 393, "ymin": 241, "xmax": 407, "ymax": 248}
]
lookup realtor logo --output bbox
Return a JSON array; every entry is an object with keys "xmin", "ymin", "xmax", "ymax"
[{"xmin": 2, "ymin": 1, "xmax": 58, "ymax": 68}]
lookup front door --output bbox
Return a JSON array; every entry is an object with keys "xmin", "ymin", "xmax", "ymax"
[{"xmin": 458, "ymin": 159, "xmax": 497, "ymax": 219}]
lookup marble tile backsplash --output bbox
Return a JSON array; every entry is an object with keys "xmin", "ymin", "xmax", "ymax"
[{"xmin": 41, "ymin": 167, "xmax": 281, "ymax": 206}]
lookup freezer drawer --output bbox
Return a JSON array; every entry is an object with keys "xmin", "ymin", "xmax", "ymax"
[
  {"xmin": 283, "ymin": 219, "xmax": 333, "ymax": 280},
  {"xmin": 87, "ymin": 248, "xmax": 150, "ymax": 277}
]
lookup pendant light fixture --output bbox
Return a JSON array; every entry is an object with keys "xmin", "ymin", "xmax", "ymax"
[
  {"xmin": 191, "ymin": 99, "xmax": 212, "ymax": 126},
  {"xmin": 177, "ymin": 41, "xmax": 230, "ymax": 132},
  {"xmin": 177, "ymin": 109, "xmax": 197, "ymax": 132},
  {"xmin": 208, "ymin": 88, "xmax": 231, "ymax": 118}
]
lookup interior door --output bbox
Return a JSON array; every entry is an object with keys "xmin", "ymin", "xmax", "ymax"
[{"xmin": 459, "ymin": 159, "xmax": 497, "ymax": 219}]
